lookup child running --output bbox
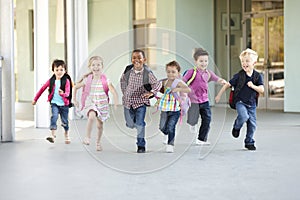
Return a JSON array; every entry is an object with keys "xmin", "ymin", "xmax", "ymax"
[
  {"xmin": 183, "ymin": 48, "xmax": 226, "ymax": 145},
  {"xmin": 72, "ymin": 56, "xmax": 119, "ymax": 151},
  {"xmin": 158, "ymin": 61, "xmax": 191, "ymax": 153},
  {"xmin": 32, "ymin": 59, "xmax": 72, "ymax": 144},
  {"xmin": 215, "ymin": 48, "xmax": 264, "ymax": 150}
]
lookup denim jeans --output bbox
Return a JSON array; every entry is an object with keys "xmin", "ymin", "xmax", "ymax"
[
  {"xmin": 234, "ymin": 101, "xmax": 256, "ymax": 145},
  {"xmin": 159, "ymin": 111, "xmax": 180, "ymax": 145},
  {"xmin": 187, "ymin": 101, "xmax": 211, "ymax": 141},
  {"xmin": 124, "ymin": 105, "xmax": 146, "ymax": 147},
  {"xmin": 50, "ymin": 103, "xmax": 69, "ymax": 131}
]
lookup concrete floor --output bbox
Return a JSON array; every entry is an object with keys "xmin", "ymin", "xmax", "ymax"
[{"xmin": 1, "ymin": 102, "xmax": 300, "ymax": 200}]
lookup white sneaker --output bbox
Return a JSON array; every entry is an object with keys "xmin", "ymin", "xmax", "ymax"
[
  {"xmin": 163, "ymin": 134, "xmax": 168, "ymax": 144},
  {"xmin": 166, "ymin": 145, "xmax": 174, "ymax": 153},
  {"xmin": 195, "ymin": 139, "xmax": 210, "ymax": 145},
  {"xmin": 189, "ymin": 125, "xmax": 197, "ymax": 133}
]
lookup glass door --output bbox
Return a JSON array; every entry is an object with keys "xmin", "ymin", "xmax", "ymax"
[{"xmin": 243, "ymin": 10, "xmax": 284, "ymax": 110}]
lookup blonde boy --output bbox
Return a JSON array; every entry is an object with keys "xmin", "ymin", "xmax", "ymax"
[{"xmin": 215, "ymin": 48, "xmax": 264, "ymax": 150}]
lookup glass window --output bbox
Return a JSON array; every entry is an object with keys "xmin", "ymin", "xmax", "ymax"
[{"xmin": 245, "ymin": 0, "xmax": 283, "ymax": 13}]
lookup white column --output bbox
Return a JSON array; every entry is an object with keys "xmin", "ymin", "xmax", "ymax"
[
  {"xmin": 34, "ymin": 0, "xmax": 50, "ymax": 128},
  {"xmin": 0, "ymin": 0, "xmax": 15, "ymax": 141}
]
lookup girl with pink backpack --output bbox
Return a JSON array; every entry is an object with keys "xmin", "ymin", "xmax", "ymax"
[{"xmin": 72, "ymin": 56, "xmax": 119, "ymax": 151}]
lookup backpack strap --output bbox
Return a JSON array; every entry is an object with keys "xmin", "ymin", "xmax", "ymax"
[
  {"xmin": 101, "ymin": 74, "xmax": 109, "ymax": 96},
  {"xmin": 170, "ymin": 78, "xmax": 185, "ymax": 124},
  {"xmin": 81, "ymin": 74, "xmax": 93, "ymax": 110},
  {"xmin": 186, "ymin": 67, "xmax": 197, "ymax": 86}
]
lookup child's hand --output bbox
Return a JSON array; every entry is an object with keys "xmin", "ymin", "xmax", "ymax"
[
  {"xmin": 219, "ymin": 79, "xmax": 227, "ymax": 85},
  {"xmin": 32, "ymin": 100, "xmax": 36, "ymax": 105},
  {"xmin": 58, "ymin": 89, "xmax": 64, "ymax": 95},
  {"xmin": 247, "ymin": 81, "xmax": 254, "ymax": 89},
  {"xmin": 171, "ymin": 87, "xmax": 180, "ymax": 93},
  {"xmin": 142, "ymin": 92, "xmax": 154, "ymax": 99},
  {"xmin": 215, "ymin": 95, "xmax": 221, "ymax": 103},
  {"xmin": 73, "ymin": 100, "xmax": 79, "ymax": 108}
]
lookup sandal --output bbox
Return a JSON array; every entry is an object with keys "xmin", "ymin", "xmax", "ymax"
[
  {"xmin": 83, "ymin": 138, "xmax": 90, "ymax": 145},
  {"xmin": 96, "ymin": 143, "xmax": 102, "ymax": 151}
]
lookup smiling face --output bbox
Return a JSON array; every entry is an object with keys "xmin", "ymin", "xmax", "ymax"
[
  {"xmin": 53, "ymin": 65, "xmax": 66, "ymax": 80},
  {"xmin": 89, "ymin": 58, "xmax": 103, "ymax": 76},
  {"xmin": 240, "ymin": 55, "xmax": 256, "ymax": 73},
  {"xmin": 195, "ymin": 55, "xmax": 209, "ymax": 70},
  {"xmin": 131, "ymin": 51, "xmax": 146, "ymax": 71}
]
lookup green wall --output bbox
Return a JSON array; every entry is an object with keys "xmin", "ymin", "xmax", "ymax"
[{"xmin": 284, "ymin": 1, "xmax": 300, "ymax": 112}]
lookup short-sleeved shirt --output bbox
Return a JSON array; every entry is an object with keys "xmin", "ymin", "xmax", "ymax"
[
  {"xmin": 229, "ymin": 70, "xmax": 264, "ymax": 106},
  {"xmin": 183, "ymin": 68, "xmax": 219, "ymax": 103}
]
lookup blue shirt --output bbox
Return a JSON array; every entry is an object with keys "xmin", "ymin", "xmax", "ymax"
[{"xmin": 51, "ymin": 80, "xmax": 64, "ymax": 106}]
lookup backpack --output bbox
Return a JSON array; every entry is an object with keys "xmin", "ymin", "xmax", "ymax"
[
  {"xmin": 123, "ymin": 64, "xmax": 153, "ymax": 92},
  {"xmin": 49, "ymin": 73, "xmax": 74, "ymax": 107},
  {"xmin": 171, "ymin": 79, "xmax": 191, "ymax": 121},
  {"xmin": 229, "ymin": 70, "xmax": 260, "ymax": 109},
  {"xmin": 183, "ymin": 67, "xmax": 211, "ymax": 86},
  {"xmin": 81, "ymin": 74, "xmax": 109, "ymax": 110}
]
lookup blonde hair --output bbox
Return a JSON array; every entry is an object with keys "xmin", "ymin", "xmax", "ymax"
[
  {"xmin": 77, "ymin": 56, "xmax": 104, "ymax": 83},
  {"xmin": 239, "ymin": 48, "xmax": 258, "ymax": 62}
]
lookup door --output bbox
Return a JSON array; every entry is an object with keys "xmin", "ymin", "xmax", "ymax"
[{"xmin": 243, "ymin": 10, "xmax": 284, "ymax": 110}]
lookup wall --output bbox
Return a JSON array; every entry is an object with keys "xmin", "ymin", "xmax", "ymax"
[
  {"xmin": 15, "ymin": 0, "xmax": 34, "ymax": 101},
  {"xmin": 284, "ymin": 1, "xmax": 300, "ymax": 112}
]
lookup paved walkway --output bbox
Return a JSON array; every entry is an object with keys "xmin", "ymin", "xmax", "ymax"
[{"xmin": 1, "ymin": 103, "xmax": 300, "ymax": 200}]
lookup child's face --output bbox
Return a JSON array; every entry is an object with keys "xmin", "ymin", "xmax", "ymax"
[
  {"xmin": 195, "ymin": 55, "xmax": 209, "ymax": 70},
  {"xmin": 240, "ymin": 55, "xmax": 256, "ymax": 73},
  {"xmin": 166, "ymin": 65, "xmax": 179, "ymax": 80},
  {"xmin": 89, "ymin": 59, "xmax": 103, "ymax": 75},
  {"xmin": 53, "ymin": 65, "xmax": 66, "ymax": 79},
  {"xmin": 131, "ymin": 52, "xmax": 146, "ymax": 71}
]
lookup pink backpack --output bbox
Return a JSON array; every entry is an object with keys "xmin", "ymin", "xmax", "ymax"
[
  {"xmin": 171, "ymin": 79, "xmax": 191, "ymax": 123},
  {"xmin": 81, "ymin": 74, "xmax": 109, "ymax": 110}
]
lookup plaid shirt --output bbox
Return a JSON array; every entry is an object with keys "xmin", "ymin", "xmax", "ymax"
[{"xmin": 120, "ymin": 67, "xmax": 161, "ymax": 109}]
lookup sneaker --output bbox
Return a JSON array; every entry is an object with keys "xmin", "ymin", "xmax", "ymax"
[
  {"xmin": 46, "ymin": 136, "xmax": 55, "ymax": 143},
  {"xmin": 163, "ymin": 134, "xmax": 168, "ymax": 144},
  {"xmin": 137, "ymin": 146, "xmax": 146, "ymax": 153},
  {"xmin": 189, "ymin": 125, "xmax": 197, "ymax": 133},
  {"xmin": 166, "ymin": 145, "xmax": 174, "ymax": 153},
  {"xmin": 245, "ymin": 144, "xmax": 256, "ymax": 151},
  {"xmin": 195, "ymin": 139, "xmax": 210, "ymax": 145},
  {"xmin": 232, "ymin": 128, "xmax": 240, "ymax": 138}
]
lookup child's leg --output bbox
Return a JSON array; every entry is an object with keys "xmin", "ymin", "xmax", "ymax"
[
  {"xmin": 47, "ymin": 104, "xmax": 59, "ymax": 143},
  {"xmin": 84, "ymin": 110, "xmax": 97, "ymax": 145},
  {"xmin": 245, "ymin": 107, "xmax": 256, "ymax": 145},
  {"xmin": 60, "ymin": 106, "xmax": 70, "ymax": 144},
  {"xmin": 124, "ymin": 107, "xmax": 135, "ymax": 129},
  {"xmin": 165, "ymin": 111, "xmax": 180, "ymax": 145},
  {"xmin": 198, "ymin": 102, "xmax": 211, "ymax": 142},
  {"xmin": 95, "ymin": 119, "xmax": 103, "ymax": 151},
  {"xmin": 187, "ymin": 103, "xmax": 199, "ymax": 126},
  {"xmin": 234, "ymin": 102, "xmax": 249, "ymax": 130}
]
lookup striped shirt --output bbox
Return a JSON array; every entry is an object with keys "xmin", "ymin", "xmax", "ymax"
[
  {"xmin": 120, "ymin": 67, "xmax": 161, "ymax": 109},
  {"xmin": 157, "ymin": 87, "xmax": 180, "ymax": 112}
]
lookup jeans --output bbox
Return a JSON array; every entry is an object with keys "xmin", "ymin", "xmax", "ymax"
[
  {"xmin": 50, "ymin": 103, "xmax": 69, "ymax": 131},
  {"xmin": 187, "ymin": 101, "xmax": 211, "ymax": 141},
  {"xmin": 124, "ymin": 105, "xmax": 146, "ymax": 147},
  {"xmin": 159, "ymin": 111, "xmax": 180, "ymax": 145},
  {"xmin": 234, "ymin": 101, "xmax": 256, "ymax": 145}
]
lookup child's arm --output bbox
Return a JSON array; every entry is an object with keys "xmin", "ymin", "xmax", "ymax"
[
  {"xmin": 217, "ymin": 77, "xmax": 227, "ymax": 85},
  {"xmin": 247, "ymin": 82, "xmax": 264, "ymax": 94},
  {"xmin": 108, "ymin": 83, "xmax": 119, "ymax": 109},
  {"xmin": 215, "ymin": 82, "xmax": 231, "ymax": 103},
  {"xmin": 172, "ymin": 81, "xmax": 191, "ymax": 94},
  {"xmin": 72, "ymin": 81, "xmax": 85, "ymax": 108},
  {"xmin": 32, "ymin": 80, "xmax": 50, "ymax": 105}
]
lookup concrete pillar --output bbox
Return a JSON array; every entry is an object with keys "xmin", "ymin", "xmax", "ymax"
[
  {"xmin": 34, "ymin": 0, "xmax": 50, "ymax": 128},
  {"xmin": 0, "ymin": 0, "xmax": 15, "ymax": 142}
]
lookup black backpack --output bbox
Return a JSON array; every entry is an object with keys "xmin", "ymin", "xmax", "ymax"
[
  {"xmin": 229, "ymin": 70, "xmax": 260, "ymax": 109},
  {"xmin": 49, "ymin": 73, "xmax": 73, "ymax": 107}
]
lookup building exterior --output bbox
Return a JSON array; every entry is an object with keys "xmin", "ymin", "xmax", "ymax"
[{"xmin": 1, "ymin": 0, "xmax": 299, "ymax": 142}]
